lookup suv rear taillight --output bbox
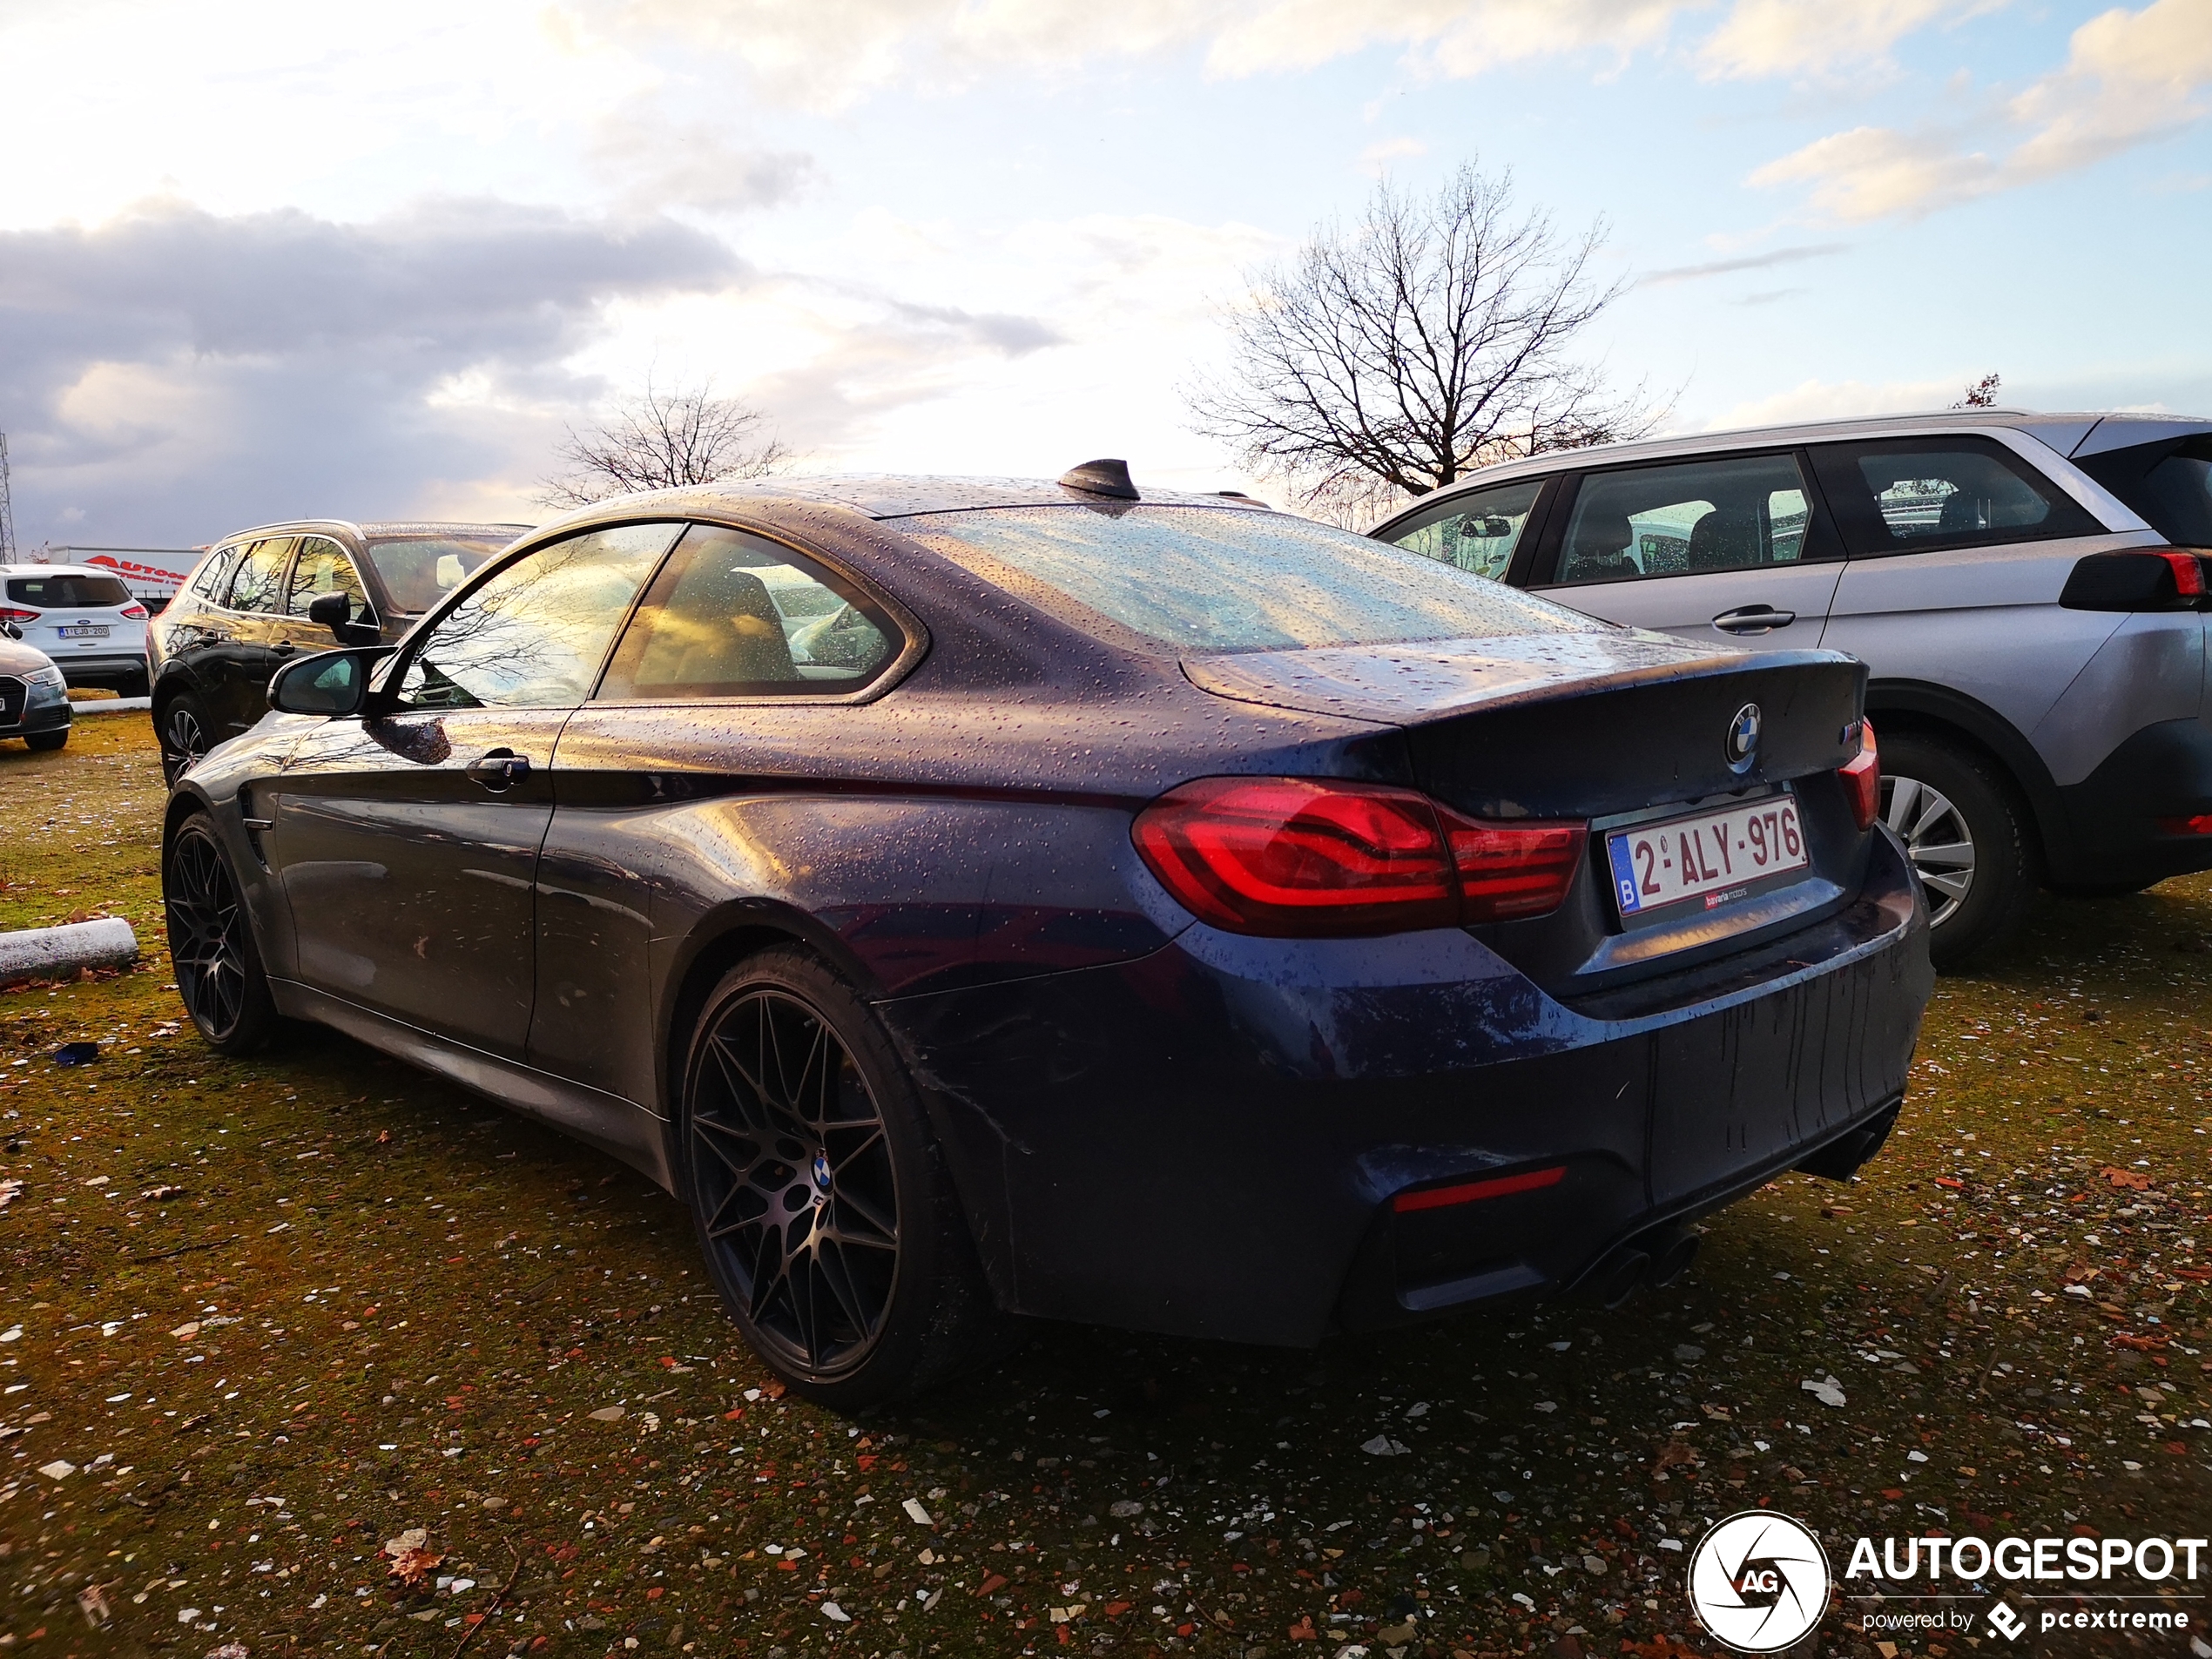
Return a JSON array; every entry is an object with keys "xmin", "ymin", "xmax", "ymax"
[
  {"xmin": 0, "ymin": 607, "xmax": 36, "ymax": 624},
  {"xmin": 1839, "ymin": 719, "xmax": 1879, "ymax": 833},
  {"xmin": 1131, "ymin": 776, "xmax": 1586, "ymax": 937},
  {"xmin": 120, "ymin": 603, "xmax": 148, "ymax": 620},
  {"xmin": 2059, "ymin": 548, "xmax": 2210, "ymax": 611}
]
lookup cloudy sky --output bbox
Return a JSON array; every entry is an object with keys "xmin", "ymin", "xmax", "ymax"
[{"xmin": 2, "ymin": 0, "xmax": 2208, "ymax": 548}]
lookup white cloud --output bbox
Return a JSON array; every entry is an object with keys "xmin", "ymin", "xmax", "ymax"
[
  {"xmin": 1699, "ymin": 0, "xmax": 1998, "ymax": 81},
  {"xmin": 1706, "ymin": 375, "xmax": 1969, "ymax": 428},
  {"xmin": 600, "ymin": 0, "xmax": 1708, "ymax": 108},
  {"xmin": 1750, "ymin": 0, "xmax": 2212, "ymax": 220}
]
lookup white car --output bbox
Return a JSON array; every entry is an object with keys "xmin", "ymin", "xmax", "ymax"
[{"xmin": 0, "ymin": 563, "xmax": 152, "ymax": 696}]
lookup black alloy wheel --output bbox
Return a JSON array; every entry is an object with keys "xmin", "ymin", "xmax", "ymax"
[
  {"xmin": 164, "ymin": 815, "xmax": 279, "ymax": 1054},
  {"xmin": 159, "ymin": 694, "xmax": 212, "ymax": 784},
  {"xmin": 681, "ymin": 949, "xmax": 1010, "ymax": 1406}
]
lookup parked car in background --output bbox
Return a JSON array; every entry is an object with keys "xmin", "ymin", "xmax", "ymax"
[
  {"xmin": 1372, "ymin": 411, "xmax": 2212, "ymax": 967},
  {"xmin": 0, "ymin": 623, "xmax": 71, "ymax": 752},
  {"xmin": 164, "ymin": 464, "xmax": 1927, "ymax": 1404},
  {"xmin": 0, "ymin": 563, "xmax": 151, "ymax": 696},
  {"xmin": 151, "ymin": 519, "xmax": 529, "ymax": 779}
]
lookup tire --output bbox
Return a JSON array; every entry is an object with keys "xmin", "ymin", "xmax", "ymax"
[
  {"xmin": 1879, "ymin": 732, "xmax": 2034, "ymax": 970},
  {"xmin": 24, "ymin": 730, "xmax": 67, "ymax": 752},
  {"xmin": 678, "ymin": 946, "xmax": 1014, "ymax": 1408},
  {"xmin": 163, "ymin": 813, "xmax": 281, "ymax": 1055},
  {"xmin": 158, "ymin": 692, "xmax": 213, "ymax": 784}
]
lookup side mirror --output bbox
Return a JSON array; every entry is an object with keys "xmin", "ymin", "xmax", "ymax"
[
  {"xmin": 268, "ymin": 646, "xmax": 391, "ymax": 717},
  {"xmin": 307, "ymin": 590, "xmax": 383, "ymax": 645},
  {"xmin": 0, "ymin": 620, "xmax": 18, "ymax": 641}
]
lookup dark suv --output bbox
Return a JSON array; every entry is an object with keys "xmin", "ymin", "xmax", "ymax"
[{"xmin": 152, "ymin": 520, "xmax": 527, "ymax": 779}]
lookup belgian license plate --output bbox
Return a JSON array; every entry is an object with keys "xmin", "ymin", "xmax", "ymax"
[
  {"xmin": 1607, "ymin": 795, "xmax": 1808, "ymax": 917},
  {"xmin": 59, "ymin": 624, "xmax": 110, "ymax": 638}
]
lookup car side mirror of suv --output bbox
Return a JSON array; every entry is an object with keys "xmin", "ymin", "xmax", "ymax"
[
  {"xmin": 268, "ymin": 646, "xmax": 393, "ymax": 717},
  {"xmin": 0, "ymin": 620, "xmax": 18, "ymax": 641},
  {"xmin": 307, "ymin": 591, "xmax": 384, "ymax": 645}
]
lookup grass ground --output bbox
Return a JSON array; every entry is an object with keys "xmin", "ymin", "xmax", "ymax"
[{"xmin": 0, "ymin": 715, "xmax": 2204, "ymax": 1658}]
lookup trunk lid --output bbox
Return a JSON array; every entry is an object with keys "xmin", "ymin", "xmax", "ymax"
[{"xmin": 1183, "ymin": 631, "xmax": 1865, "ymax": 817}]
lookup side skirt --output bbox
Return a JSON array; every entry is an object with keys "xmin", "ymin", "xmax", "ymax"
[{"xmin": 268, "ymin": 978, "xmax": 673, "ymax": 1190}]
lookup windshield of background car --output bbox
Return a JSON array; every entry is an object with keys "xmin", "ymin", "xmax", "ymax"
[
  {"xmin": 898, "ymin": 504, "xmax": 1599, "ymax": 652},
  {"xmin": 364, "ymin": 536, "xmax": 509, "ymax": 613},
  {"xmin": 8, "ymin": 574, "xmax": 132, "ymax": 608}
]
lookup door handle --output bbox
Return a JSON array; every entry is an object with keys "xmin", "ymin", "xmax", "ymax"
[
  {"xmin": 271, "ymin": 641, "xmax": 296, "ymax": 658},
  {"xmin": 1712, "ymin": 605, "xmax": 1797, "ymax": 634},
  {"xmin": 464, "ymin": 748, "xmax": 532, "ymax": 792}
]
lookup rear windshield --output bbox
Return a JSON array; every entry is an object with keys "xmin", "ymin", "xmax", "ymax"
[
  {"xmin": 364, "ymin": 536, "xmax": 509, "ymax": 613},
  {"xmin": 898, "ymin": 505, "xmax": 1598, "ymax": 652},
  {"xmin": 6, "ymin": 575, "xmax": 132, "ymax": 608},
  {"xmin": 2077, "ymin": 436, "xmax": 2212, "ymax": 546}
]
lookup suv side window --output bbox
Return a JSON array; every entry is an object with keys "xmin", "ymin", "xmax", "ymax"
[
  {"xmin": 191, "ymin": 544, "xmax": 245, "ymax": 600},
  {"xmin": 287, "ymin": 537, "xmax": 369, "ymax": 617},
  {"xmin": 223, "ymin": 537, "xmax": 294, "ymax": 613},
  {"xmin": 1548, "ymin": 452, "xmax": 1821, "ymax": 586},
  {"xmin": 597, "ymin": 524, "xmax": 899, "ymax": 700},
  {"xmin": 390, "ymin": 523, "xmax": 680, "ymax": 711},
  {"xmin": 1809, "ymin": 436, "xmax": 2101, "ymax": 556},
  {"xmin": 1376, "ymin": 479, "xmax": 1546, "ymax": 580}
]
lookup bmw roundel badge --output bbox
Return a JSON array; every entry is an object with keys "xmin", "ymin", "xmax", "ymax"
[{"xmin": 1726, "ymin": 703, "xmax": 1762, "ymax": 773}]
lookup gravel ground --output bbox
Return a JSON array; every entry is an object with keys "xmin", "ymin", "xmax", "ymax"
[{"xmin": 1, "ymin": 718, "xmax": 2206, "ymax": 1658}]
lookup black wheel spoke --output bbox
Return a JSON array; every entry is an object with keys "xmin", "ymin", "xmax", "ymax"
[{"xmin": 687, "ymin": 983, "xmax": 900, "ymax": 1380}]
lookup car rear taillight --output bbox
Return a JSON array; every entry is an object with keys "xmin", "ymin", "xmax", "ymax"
[
  {"xmin": 120, "ymin": 604, "xmax": 148, "ymax": 620},
  {"xmin": 0, "ymin": 607, "xmax": 36, "ymax": 624},
  {"xmin": 2059, "ymin": 548, "xmax": 2210, "ymax": 611},
  {"xmin": 1131, "ymin": 776, "xmax": 1586, "ymax": 937},
  {"xmin": 1839, "ymin": 718, "xmax": 1879, "ymax": 833},
  {"xmin": 1436, "ymin": 812, "xmax": 1588, "ymax": 923},
  {"xmin": 2158, "ymin": 813, "xmax": 2212, "ymax": 836}
]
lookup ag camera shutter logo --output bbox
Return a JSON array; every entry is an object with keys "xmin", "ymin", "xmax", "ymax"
[{"xmin": 1687, "ymin": 1511, "xmax": 1831, "ymax": 1653}]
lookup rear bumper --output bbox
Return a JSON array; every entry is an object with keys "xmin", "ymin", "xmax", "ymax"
[
  {"xmin": 50, "ymin": 651, "xmax": 148, "ymax": 684},
  {"xmin": 878, "ymin": 827, "xmax": 1932, "ymax": 1346},
  {"xmin": 2052, "ymin": 716, "xmax": 2212, "ymax": 886}
]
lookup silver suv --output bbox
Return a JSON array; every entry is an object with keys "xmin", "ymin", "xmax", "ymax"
[{"xmin": 1370, "ymin": 410, "xmax": 2212, "ymax": 967}]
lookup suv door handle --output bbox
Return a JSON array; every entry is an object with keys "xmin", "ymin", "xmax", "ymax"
[
  {"xmin": 1712, "ymin": 605, "xmax": 1797, "ymax": 634},
  {"xmin": 464, "ymin": 748, "xmax": 532, "ymax": 792},
  {"xmin": 271, "ymin": 641, "xmax": 296, "ymax": 658}
]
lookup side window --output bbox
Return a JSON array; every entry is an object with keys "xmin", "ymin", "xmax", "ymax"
[
  {"xmin": 1378, "ymin": 479, "xmax": 1545, "ymax": 580},
  {"xmin": 287, "ymin": 538, "xmax": 368, "ymax": 616},
  {"xmin": 1809, "ymin": 437, "xmax": 2100, "ymax": 556},
  {"xmin": 222, "ymin": 537, "xmax": 294, "ymax": 612},
  {"xmin": 192, "ymin": 544, "xmax": 244, "ymax": 600},
  {"xmin": 1551, "ymin": 454, "xmax": 1817, "ymax": 586},
  {"xmin": 597, "ymin": 525, "xmax": 899, "ymax": 700},
  {"xmin": 391, "ymin": 523, "xmax": 681, "ymax": 711}
]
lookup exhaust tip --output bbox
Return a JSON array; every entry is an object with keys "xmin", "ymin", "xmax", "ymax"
[
  {"xmin": 1590, "ymin": 1248, "xmax": 1650, "ymax": 1310},
  {"xmin": 1649, "ymin": 1229, "xmax": 1702, "ymax": 1289}
]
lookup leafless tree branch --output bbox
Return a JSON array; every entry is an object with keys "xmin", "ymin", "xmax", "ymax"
[
  {"xmin": 537, "ymin": 377, "xmax": 791, "ymax": 508},
  {"xmin": 1186, "ymin": 162, "xmax": 1665, "ymax": 522}
]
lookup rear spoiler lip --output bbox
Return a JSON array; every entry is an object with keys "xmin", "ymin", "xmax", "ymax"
[{"xmin": 1180, "ymin": 631, "xmax": 1857, "ymax": 726}]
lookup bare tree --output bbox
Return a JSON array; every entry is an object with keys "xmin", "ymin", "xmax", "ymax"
[
  {"xmin": 1952, "ymin": 372, "xmax": 2002, "ymax": 409},
  {"xmin": 538, "ymin": 377, "xmax": 791, "ymax": 508},
  {"xmin": 1187, "ymin": 163, "xmax": 1660, "ymax": 520}
]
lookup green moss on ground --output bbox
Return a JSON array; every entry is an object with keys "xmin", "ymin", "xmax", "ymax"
[{"xmin": 0, "ymin": 718, "xmax": 2204, "ymax": 1657}]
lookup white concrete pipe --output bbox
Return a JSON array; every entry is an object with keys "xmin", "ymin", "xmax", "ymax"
[{"xmin": 0, "ymin": 917, "xmax": 140, "ymax": 985}]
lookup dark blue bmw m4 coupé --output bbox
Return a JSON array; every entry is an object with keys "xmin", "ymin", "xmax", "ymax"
[{"xmin": 162, "ymin": 461, "xmax": 1932, "ymax": 1404}]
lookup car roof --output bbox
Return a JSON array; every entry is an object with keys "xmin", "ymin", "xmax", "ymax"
[
  {"xmin": 206, "ymin": 519, "xmax": 533, "ymax": 545},
  {"xmin": 535, "ymin": 475, "xmax": 1274, "ymax": 525},
  {"xmin": 1412, "ymin": 408, "xmax": 2212, "ymax": 501}
]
